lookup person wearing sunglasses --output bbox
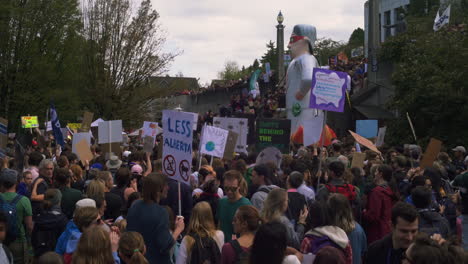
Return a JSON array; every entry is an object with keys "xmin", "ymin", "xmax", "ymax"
[
  {"xmin": 217, "ymin": 170, "xmax": 252, "ymax": 243},
  {"xmin": 285, "ymin": 24, "xmax": 323, "ymax": 142}
]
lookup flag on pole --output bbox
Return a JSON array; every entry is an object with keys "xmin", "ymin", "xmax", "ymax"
[
  {"xmin": 434, "ymin": 5, "xmax": 451, "ymax": 31},
  {"xmin": 50, "ymin": 103, "xmax": 64, "ymax": 147}
]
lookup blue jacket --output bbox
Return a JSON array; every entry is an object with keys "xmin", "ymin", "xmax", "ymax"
[{"xmin": 55, "ymin": 220, "xmax": 79, "ymax": 255}]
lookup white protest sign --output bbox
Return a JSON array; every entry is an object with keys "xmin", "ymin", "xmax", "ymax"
[
  {"xmin": 98, "ymin": 120, "xmax": 123, "ymax": 144},
  {"xmin": 181, "ymin": 111, "xmax": 198, "ymax": 130},
  {"xmin": 213, "ymin": 117, "xmax": 248, "ymax": 154},
  {"xmin": 142, "ymin": 121, "xmax": 159, "ymax": 138},
  {"xmin": 72, "ymin": 132, "xmax": 91, "ymax": 155},
  {"xmin": 200, "ymin": 125, "xmax": 229, "ymax": 158},
  {"xmin": 302, "ymin": 115, "xmax": 325, "ymax": 147},
  {"xmin": 162, "ymin": 110, "xmax": 193, "ymax": 185},
  {"xmin": 375, "ymin": 126, "xmax": 387, "ymax": 147}
]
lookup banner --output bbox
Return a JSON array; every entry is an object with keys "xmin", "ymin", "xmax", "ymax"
[
  {"xmin": 98, "ymin": 120, "xmax": 123, "ymax": 144},
  {"xmin": 200, "ymin": 125, "xmax": 229, "ymax": 158},
  {"xmin": 420, "ymin": 138, "xmax": 442, "ymax": 169},
  {"xmin": 21, "ymin": 116, "xmax": 39, "ymax": 128},
  {"xmin": 162, "ymin": 110, "xmax": 193, "ymax": 185},
  {"xmin": 375, "ymin": 126, "xmax": 387, "ymax": 147},
  {"xmin": 256, "ymin": 119, "xmax": 291, "ymax": 154},
  {"xmin": 309, "ymin": 68, "xmax": 348, "ymax": 112},
  {"xmin": 434, "ymin": 5, "xmax": 451, "ymax": 32},
  {"xmin": 349, "ymin": 130, "xmax": 381, "ymax": 154},
  {"xmin": 213, "ymin": 117, "xmax": 248, "ymax": 154},
  {"xmin": 356, "ymin": 120, "xmax": 378, "ymax": 139},
  {"xmin": 50, "ymin": 103, "xmax": 64, "ymax": 147},
  {"xmin": 0, "ymin": 118, "xmax": 7, "ymax": 149}
]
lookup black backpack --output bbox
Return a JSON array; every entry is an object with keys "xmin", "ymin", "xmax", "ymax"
[
  {"xmin": 31, "ymin": 211, "xmax": 67, "ymax": 257},
  {"xmin": 0, "ymin": 194, "xmax": 23, "ymax": 245},
  {"xmin": 228, "ymin": 239, "xmax": 249, "ymax": 264},
  {"xmin": 188, "ymin": 233, "xmax": 221, "ymax": 264}
]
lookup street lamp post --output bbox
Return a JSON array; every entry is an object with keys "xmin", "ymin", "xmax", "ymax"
[{"xmin": 276, "ymin": 11, "xmax": 285, "ymax": 85}]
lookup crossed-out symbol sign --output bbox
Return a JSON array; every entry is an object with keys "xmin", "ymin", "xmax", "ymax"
[
  {"xmin": 163, "ymin": 155, "xmax": 176, "ymax": 176},
  {"xmin": 179, "ymin": 160, "xmax": 190, "ymax": 181}
]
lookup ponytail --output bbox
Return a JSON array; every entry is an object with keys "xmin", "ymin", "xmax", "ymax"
[
  {"xmin": 129, "ymin": 249, "xmax": 148, "ymax": 264},
  {"xmin": 118, "ymin": 232, "xmax": 149, "ymax": 264}
]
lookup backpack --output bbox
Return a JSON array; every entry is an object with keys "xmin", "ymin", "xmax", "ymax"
[
  {"xmin": 257, "ymin": 186, "xmax": 272, "ymax": 195},
  {"xmin": 0, "ymin": 194, "xmax": 23, "ymax": 245},
  {"xmin": 188, "ymin": 233, "xmax": 221, "ymax": 264},
  {"xmin": 228, "ymin": 239, "xmax": 249, "ymax": 264},
  {"xmin": 31, "ymin": 211, "xmax": 66, "ymax": 257},
  {"xmin": 325, "ymin": 184, "xmax": 357, "ymax": 201}
]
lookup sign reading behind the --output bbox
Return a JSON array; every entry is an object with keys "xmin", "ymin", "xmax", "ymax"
[{"xmin": 256, "ymin": 119, "xmax": 291, "ymax": 154}]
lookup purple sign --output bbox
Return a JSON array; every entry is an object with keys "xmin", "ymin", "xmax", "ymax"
[{"xmin": 309, "ymin": 68, "xmax": 348, "ymax": 113}]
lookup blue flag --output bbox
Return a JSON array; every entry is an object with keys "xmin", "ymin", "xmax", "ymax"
[{"xmin": 50, "ymin": 103, "xmax": 64, "ymax": 147}]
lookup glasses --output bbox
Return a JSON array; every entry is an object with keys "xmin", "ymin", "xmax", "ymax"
[
  {"xmin": 289, "ymin": 35, "xmax": 305, "ymax": 44},
  {"xmin": 224, "ymin": 186, "xmax": 239, "ymax": 193}
]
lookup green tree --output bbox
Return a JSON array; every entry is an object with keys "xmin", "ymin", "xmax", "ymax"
[
  {"xmin": 313, "ymin": 38, "xmax": 346, "ymax": 66},
  {"xmin": 217, "ymin": 60, "xmax": 242, "ymax": 81},
  {"xmin": 260, "ymin": 40, "xmax": 277, "ymax": 71},
  {"xmin": 347, "ymin": 28, "xmax": 364, "ymax": 49}
]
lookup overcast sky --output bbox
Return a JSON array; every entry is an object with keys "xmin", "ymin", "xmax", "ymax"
[{"xmin": 150, "ymin": 0, "xmax": 366, "ymax": 85}]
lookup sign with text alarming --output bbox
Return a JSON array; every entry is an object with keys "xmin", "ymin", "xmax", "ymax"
[
  {"xmin": 256, "ymin": 119, "xmax": 291, "ymax": 154},
  {"xmin": 162, "ymin": 110, "xmax": 193, "ymax": 185},
  {"xmin": 309, "ymin": 68, "xmax": 348, "ymax": 112}
]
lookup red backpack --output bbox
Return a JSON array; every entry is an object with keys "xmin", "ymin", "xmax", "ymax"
[{"xmin": 325, "ymin": 184, "xmax": 357, "ymax": 201}]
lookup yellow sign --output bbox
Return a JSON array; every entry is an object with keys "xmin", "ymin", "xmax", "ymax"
[
  {"xmin": 21, "ymin": 116, "xmax": 39, "ymax": 128},
  {"xmin": 67, "ymin": 123, "xmax": 82, "ymax": 130}
]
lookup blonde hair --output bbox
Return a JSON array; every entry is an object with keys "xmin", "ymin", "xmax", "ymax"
[
  {"xmin": 327, "ymin": 193, "xmax": 355, "ymax": 233},
  {"xmin": 118, "ymin": 232, "xmax": 148, "ymax": 264},
  {"xmin": 186, "ymin": 202, "xmax": 217, "ymax": 255},
  {"xmin": 72, "ymin": 226, "xmax": 114, "ymax": 264},
  {"xmin": 86, "ymin": 179, "xmax": 105, "ymax": 199},
  {"xmin": 262, "ymin": 188, "xmax": 287, "ymax": 222}
]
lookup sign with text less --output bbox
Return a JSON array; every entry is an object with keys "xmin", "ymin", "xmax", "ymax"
[{"xmin": 162, "ymin": 110, "xmax": 193, "ymax": 185}]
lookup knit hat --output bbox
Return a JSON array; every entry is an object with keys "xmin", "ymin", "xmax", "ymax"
[
  {"xmin": 292, "ymin": 24, "xmax": 317, "ymax": 53},
  {"xmin": 0, "ymin": 168, "xmax": 18, "ymax": 185}
]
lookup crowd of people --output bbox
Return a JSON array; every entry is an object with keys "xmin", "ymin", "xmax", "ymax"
[{"xmin": 0, "ymin": 127, "xmax": 468, "ymax": 264}]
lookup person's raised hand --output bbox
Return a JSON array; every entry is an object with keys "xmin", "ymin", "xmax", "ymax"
[
  {"xmin": 299, "ymin": 205, "xmax": 309, "ymax": 225},
  {"xmin": 175, "ymin": 216, "xmax": 185, "ymax": 233},
  {"xmin": 110, "ymin": 230, "xmax": 120, "ymax": 252}
]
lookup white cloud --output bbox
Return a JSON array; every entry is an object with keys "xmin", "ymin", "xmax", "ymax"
[{"xmin": 151, "ymin": 0, "xmax": 366, "ymax": 84}]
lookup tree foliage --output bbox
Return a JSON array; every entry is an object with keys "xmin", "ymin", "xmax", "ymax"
[
  {"xmin": 382, "ymin": 5, "xmax": 468, "ymax": 147},
  {"xmin": 260, "ymin": 40, "xmax": 277, "ymax": 71},
  {"xmin": 313, "ymin": 38, "xmax": 346, "ymax": 66},
  {"xmin": 217, "ymin": 60, "xmax": 242, "ymax": 81}
]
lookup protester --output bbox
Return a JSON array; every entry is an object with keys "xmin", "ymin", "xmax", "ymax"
[
  {"xmin": 401, "ymin": 233, "xmax": 466, "ymax": 264},
  {"xmin": 118, "ymin": 231, "xmax": 149, "ymax": 264},
  {"xmin": 70, "ymin": 225, "xmax": 120, "ymax": 264},
  {"xmin": 97, "ymin": 171, "xmax": 123, "ymax": 221},
  {"xmin": 221, "ymin": 205, "xmax": 261, "ymax": 264},
  {"xmin": 285, "ymin": 171, "xmax": 308, "ymax": 224},
  {"xmin": 126, "ymin": 173, "xmax": 185, "ymax": 264},
  {"xmin": 250, "ymin": 164, "xmax": 278, "ymax": 211},
  {"xmin": 217, "ymin": 170, "xmax": 252, "ymax": 243},
  {"xmin": 31, "ymin": 159, "xmax": 55, "ymax": 218},
  {"xmin": 176, "ymin": 201, "xmax": 224, "ymax": 264},
  {"xmin": 0, "ymin": 212, "xmax": 13, "ymax": 263},
  {"xmin": 17, "ymin": 171, "xmax": 32, "ymax": 197},
  {"xmin": 55, "ymin": 168, "xmax": 82, "ymax": 220},
  {"xmin": 365, "ymin": 202, "xmax": 419, "ymax": 264},
  {"xmin": 193, "ymin": 179, "xmax": 220, "ymax": 224}
]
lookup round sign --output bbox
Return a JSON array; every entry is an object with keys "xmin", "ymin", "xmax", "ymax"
[
  {"xmin": 163, "ymin": 155, "xmax": 176, "ymax": 176},
  {"xmin": 179, "ymin": 160, "xmax": 190, "ymax": 181},
  {"xmin": 205, "ymin": 141, "xmax": 215, "ymax": 152}
]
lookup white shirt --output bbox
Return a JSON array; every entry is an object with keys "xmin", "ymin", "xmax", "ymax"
[
  {"xmin": 192, "ymin": 187, "xmax": 224, "ymax": 198},
  {"xmin": 176, "ymin": 230, "xmax": 224, "ymax": 264}
]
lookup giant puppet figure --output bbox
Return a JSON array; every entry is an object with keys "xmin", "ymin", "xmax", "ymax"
[{"xmin": 286, "ymin": 24, "xmax": 323, "ymax": 140}]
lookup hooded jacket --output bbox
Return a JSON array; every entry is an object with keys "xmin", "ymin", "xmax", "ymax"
[
  {"xmin": 55, "ymin": 220, "xmax": 79, "ymax": 255},
  {"xmin": 301, "ymin": 226, "xmax": 353, "ymax": 264},
  {"xmin": 362, "ymin": 185, "xmax": 397, "ymax": 244},
  {"xmin": 418, "ymin": 209, "xmax": 450, "ymax": 238},
  {"xmin": 251, "ymin": 185, "xmax": 278, "ymax": 211}
]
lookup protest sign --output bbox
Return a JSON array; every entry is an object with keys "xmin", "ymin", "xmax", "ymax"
[
  {"xmin": 0, "ymin": 118, "xmax": 7, "ymax": 149},
  {"xmin": 200, "ymin": 125, "xmax": 229, "ymax": 158},
  {"xmin": 21, "ymin": 116, "xmax": 39, "ymax": 128},
  {"xmin": 101, "ymin": 143, "xmax": 122, "ymax": 158},
  {"xmin": 256, "ymin": 147, "xmax": 282, "ymax": 169},
  {"xmin": 223, "ymin": 131, "xmax": 239, "ymax": 160},
  {"xmin": 142, "ymin": 122, "xmax": 159, "ymax": 138},
  {"xmin": 356, "ymin": 120, "xmax": 378, "ymax": 139},
  {"xmin": 75, "ymin": 139, "xmax": 93, "ymax": 164},
  {"xmin": 303, "ymin": 115, "xmax": 325, "ymax": 147},
  {"xmin": 162, "ymin": 110, "xmax": 193, "ymax": 185},
  {"xmin": 351, "ymin": 152, "xmax": 366, "ymax": 168},
  {"xmin": 44, "ymin": 121, "xmax": 52, "ymax": 132},
  {"xmin": 72, "ymin": 133, "xmax": 91, "ymax": 155},
  {"xmin": 309, "ymin": 68, "xmax": 348, "ymax": 112},
  {"xmin": 67, "ymin": 123, "xmax": 82, "ymax": 132},
  {"xmin": 98, "ymin": 120, "xmax": 123, "ymax": 144},
  {"xmin": 349, "ymin": 130, "xmax": 381, "ymax": 154},
  {"xmin": 213, "ymin": 117, "xmax": 248, "ymax": 154},
  {"xmin": 256, "ymin": 119, "xmax": 291, "ymax": 154},
  {"xmin": 143, "ymin": 136, "xmax": 155, "ymax": 153},
  {"xmin": 420, "ymin": 138, "xmax": 442, "ymax": 169},
  {"xmin": 80, "ymin": 111, "xmax": 94, "ymax": 132},
  {"xmin": 183, "ymin": 112, "xmax": 198, "ymax": 130},
  {"xmin": 375, "ymin": 126, "xmax": 387, "ymax": 147}
]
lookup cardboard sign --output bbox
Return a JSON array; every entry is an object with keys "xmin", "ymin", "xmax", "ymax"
[
  {"xmin": 98, "ymin": 120, "xmax": 123, "ymax": 144},
  {"xmin": 143, "ymin": 136, "xmax": 155, "ymax": 153},
  {"xmin": 223, "ymin": 131, "xmax": 239, "ymax": 160},
  {"xmin": 162, "ymin": 110, "xmax": 193, "ymax": 185},
  {"xmin": 0, "ymin": 118, "xmax": 7, "ymax": 149},
  {"xmin": 356, "ymin": 120, "xmax": 378, "ymax": 139},
  {"xmin": 375, "ymin": 126, "xmax": 387, "ymax": 147},
  {"xmin": 213, "ymin": 117, "xmax": 248, "ymax": 154},
  {"xmin": 200, "ymin": 125, "xmax": 229, "ymax": 158},
  {"xmin": 256, "ymin": 147, "xmax": 283, "ymax": 169},
  {"xmin": 72, "ymin": 133, "xmax": 91, "ymax": 155},
  {"xmin": 309, "ymin": 68, "xmax": 348, "ymax": 112},
  {"xmin": 351, "ymin": 152, "xmax": 366, "ymax": 168},
  {"xmin": 101, "ymin": 142, "xmax": 122, "ymax": 157},
  {"xmin": 349, "ymin": 130, "xmax": 381, "ymax": 154},
  {"xmin": 21, "ymin": 116, "xmax": 39, "ymax": 128},
  {"xmin": 420, "ymin": 138, "xmax": 443, "ymax": 169},
  {"xmin": 80, "ymin": 111, "xmax": 94, "ymax": 132},
  {"xmin": 75, "ymin": 139, "xmax": 93, "ymax": 164},
  {"xmin": 256, "ymin": 119, "xmax": 291, "ymax": 154}
]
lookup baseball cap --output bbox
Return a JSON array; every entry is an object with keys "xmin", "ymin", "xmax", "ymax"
[
  {"xmin": 0, "ymin": 168, "xmax": 18, "ymax": 185},
  {"xmin": 131, "ymin": 164, "xmax": 143, "ymax": 175},
  {"xmin": 75, "ymin": 198, "xmax": 96, "ymax": 209},
  {"xmin": 452, "ymin": 146, "xmax": 466, "ymax": 153}
]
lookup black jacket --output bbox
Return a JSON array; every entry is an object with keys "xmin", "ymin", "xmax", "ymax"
[
  {"xmin": 365, "ymin": 234, "xmax": 405, "ymax": 264},
  {"xmin": 160, "ymin": 178, "xmax": 193, "ymax": 225},
  {"xmin": 31, "ymin": 209, "xmax": 68, "ymax": 257}
]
